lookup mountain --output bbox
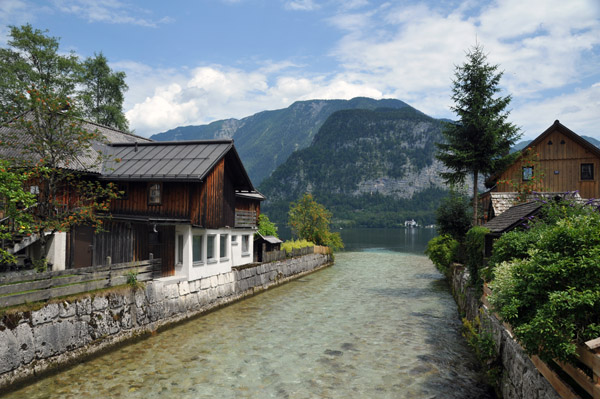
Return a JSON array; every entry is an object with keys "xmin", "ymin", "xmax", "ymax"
[
  {"xmin": 150, "ymin": 97, "xmax": 410, "ymax": 184},
  {"xmin": 259, "ymin": 106, "xmax": 449, "ymax": 228}
]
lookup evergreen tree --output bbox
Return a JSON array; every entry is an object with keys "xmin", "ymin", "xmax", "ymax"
[
  {"xmin": 80, "ymin": 53, "xmax": 129, "ymax": 131},
  {"xmin": 437, "ymin": 44, "xmax": 521, "ymax": 225}
]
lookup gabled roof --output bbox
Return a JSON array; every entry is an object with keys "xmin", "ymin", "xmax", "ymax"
[
  {"xmin": 486, "ymin": 120, "xmax": 600, "ymax": 187},
  {"xmin": 484, "ymin": 201, "xmax": 542, "ymax": 234},
  {"xmin": 528, "ymin": 120, "xmax": 600, "ymax": 158},
  {"xmin": 101, "ymin": 140, "xmax": 257, "ymax": 191}
]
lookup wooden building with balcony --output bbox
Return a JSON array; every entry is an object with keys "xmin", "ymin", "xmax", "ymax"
[{"xmin": 72, "ymin": 139, "xmax": 264, "ymax": 279}]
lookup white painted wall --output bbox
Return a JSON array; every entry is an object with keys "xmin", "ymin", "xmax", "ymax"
[
  {"xmin": 176, "ymin": 226, "xmax": 255, "ymax": 281},
  {"xmin": 46, "ymin": 232, "xmax": 67, "ymax": 271}
]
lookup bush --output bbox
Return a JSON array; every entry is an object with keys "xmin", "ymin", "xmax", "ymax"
[
  {"xmin": 464, "ymin": 226, "xmax": 489, "ymax": 288},
  {"xmin": 425, "ymin": 235, "xmax": 459, "ymax": 274},
  {"xmin": 281, "ymin": 239, "xmax": 314, "ymax": 254},
  {"xmin": 489, "ymin": 204, "xmax": 600, "ymax": 363},
  {"xmin": 484, "ymin": 228, "xmax": 541, "ymax": 281}
]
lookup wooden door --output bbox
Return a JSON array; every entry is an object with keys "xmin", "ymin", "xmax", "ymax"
[{"xmin": 72, "ymin": 225, "xmax": 94, "ymax": 268}]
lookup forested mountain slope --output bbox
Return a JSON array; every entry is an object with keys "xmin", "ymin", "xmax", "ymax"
[{"xmin": 259, "ymin": 107, "xmax": 449, "ymax": 227}]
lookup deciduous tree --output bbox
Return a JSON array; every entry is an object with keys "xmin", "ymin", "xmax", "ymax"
[
  {"xmin": 288, "ymin": 193, "xmax": 343, "ymax": 250},
  {"xmin": 80, "ymin": 52, "xmax": 129, "ymax": 131},
  {"xmin": 437, "ymin": 44, "xmax": 521, "ymax": 225}
]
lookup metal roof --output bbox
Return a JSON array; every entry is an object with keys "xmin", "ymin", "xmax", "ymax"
[
  {"xmin": 255, "ymin": 233, "xmax": 283, "ymax": 244},
  {"xmin": 0, "ymin": 112, "xmax": 151, "ymax": 173},
  {"xmin": 101, "ymin": 140, "xmax": 234, "ymax": 181},
  {"xmin": 484, "ymin": 201, "xmax": 542, "ymax": 234}
]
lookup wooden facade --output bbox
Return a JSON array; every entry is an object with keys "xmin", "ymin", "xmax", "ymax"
[
  {"xmin": 90, "ymin": 144, "xmax": 261, "ymax": 276},
  {"xmin": 490, "ymin": 121, "xmax": 600, "ymax": 199}
]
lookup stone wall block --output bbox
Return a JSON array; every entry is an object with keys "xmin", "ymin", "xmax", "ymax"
[
  {"xmin": 0, "ymin": 330, "xmax": 19, "ymax": 373},
  {"xmin": 217, "ymin": 274, "xmax": 226, "ymax": 286},
  {"xmin": 59, "ymin": 301, "xmax": 76, "ymax": 318},
  {"xmin": 189, "ymin": 280, "xmax": 199, "ymax": 293},
  {"xmin": 32, "ymin": 303, "xmax": 60, "ymax": 326},
  {"xmin": 145, "ymin": 281, "xmax": 164, "ymax": 304},
  {"xmin": 76, "ymin": 298, "xmax": 92, "ymax": 316},
  {"xmin": 92, "ymin": 296, "xmax": 109, "ymax": 312},
  {"xmin": 210, "ymin": 276, "xmax": 219, "ymax": 288},
  {"xmin": 15, "ymin": 323, "xmax": 34, "ymax": 365},
  {"xmin": 109, "ymin": 293, "xmax": 124, "ymax": 309},
  {"xmin": 200, "ymin": 278, "xmax": 211, "ymax": 290},
  {"xmin": 178, "ymin": 281, "xmax": 190, "ymax": 296}
]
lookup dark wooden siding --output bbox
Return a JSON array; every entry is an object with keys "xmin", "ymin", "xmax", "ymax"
[
  {"xmin": 496, "ymin": 129, "xmax": 600, "ymax": 199},
  {"xmin": 89, "ymin": 221, "xmax": 175, "ymax": 276},
  {"xmin": 110, "ymin": 181, "xmax": 193, "ymax": 220},
  {"xmin": 198, "ymin": 157, "xmax": 225, "ymax": 229}
]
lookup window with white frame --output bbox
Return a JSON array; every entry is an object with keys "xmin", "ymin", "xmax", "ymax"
[
  {"xmin": 148, "ymin": 183, "xmax": 161, "ymax": 205},
  {"xmin": 177, "ymin": 234, "xmax": 184, "ymax": 265},
  {"xmin": 231, "ymin": 235, "xmax": 238, "ymax": 245},
  {"xmin": 193, "ymin": 235, "xmax": 203, "ymax": 265},
  {"xmin": 242, "ymin": 235, "xmax": 249, "ymax": 255},
  {"xmin": 220, "ymin": 234, "xmax": 228, "ymax": 259},
  {"xmin": 207, "ymin": 234, "xmax": 216, "ymax": 262}
]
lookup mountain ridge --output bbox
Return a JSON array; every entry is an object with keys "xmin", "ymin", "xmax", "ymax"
[{"xmin": 150, "ymin": 97, "xmax": 410, "ymax": 184}]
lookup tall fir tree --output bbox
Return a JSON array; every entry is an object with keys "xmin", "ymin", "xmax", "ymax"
[{"xmin": 437, "ymin": 44, "xmax": 521, "ymax": 225}]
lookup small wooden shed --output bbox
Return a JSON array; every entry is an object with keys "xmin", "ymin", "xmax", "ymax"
[
  {"xmin": 483, "ymin": 201, "xmax": 543, "ymax": 258},
  {"xmin": 254, "ymin": 234, "xmax": 283, "ymax": 262}
]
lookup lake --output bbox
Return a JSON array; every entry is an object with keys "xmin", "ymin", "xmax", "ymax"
[{"xmin": 3, "ymin": 228, "xmax": 494, "ymax": 398}]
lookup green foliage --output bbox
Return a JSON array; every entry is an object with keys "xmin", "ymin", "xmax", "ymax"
[
  {"xmin": 256, "ymin": 213, "xmax": 278, "ymax": 238},
  {"xmin": 464, "ymin": 226, "xmax": 489, "ymax": 288},
  {"xmin": 484, "ymin": 228, "xmax": 540, "ymax": 281},
  {"xmin": 126, "ymin": 271, "xmax": 139, "ymax": 288},
  {"xmin": 488, "ymin": 202, "xmax": 600, "ymax": 364},
  {"xmin": 281, "ymin": 239, "xmax": 314, "ymax": 254},
  {"xmin": 80, "ymin": 52, "xmax": 129, "ymax": 131},
  {"xmin": 425, "ymin": 235, "xmax": 459, "ymax": 274},
  {"xmin": 462, "ymin": 314, "xmax": 501, "ymax": 390},
  {"xmin": 435, "ymin": 188, "xmax": 472, "ymax": 240},
  {"xmin": 436, "ymin": 44, "xmax": 521, "ymax": 224},
  {"xmin": 288, "ymin": 193, "xmax": 343, "ymax": 251},
  {"xmin": 1, "ymin": 87, "xmax": 122, "ymax": 257},
  {"xmin": 0, "ymin": 24, "xmax": 128, "ymax": 129},
  {"xmin": 0, "ymin": 160, "xmax": 36, "ymax": 264}
]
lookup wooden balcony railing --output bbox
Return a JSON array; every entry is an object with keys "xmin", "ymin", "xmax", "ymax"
[{"xmin": 235, "ymin": 210, "xmax": 257, "ymax": 228}]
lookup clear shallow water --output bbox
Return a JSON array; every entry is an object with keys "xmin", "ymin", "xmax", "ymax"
[{"xmin": 4, "ymin": 229, "xmax": 494, "ymax": 399}]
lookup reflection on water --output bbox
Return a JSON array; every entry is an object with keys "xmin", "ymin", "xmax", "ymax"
[{"xmin": 3, "ymin": 229, "xmax": 493, "ymax": 399}]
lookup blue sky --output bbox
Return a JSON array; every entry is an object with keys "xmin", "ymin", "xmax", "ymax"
[{"xmin": 2, "ymin": 0, "xmax": 599, "ymax": 140}]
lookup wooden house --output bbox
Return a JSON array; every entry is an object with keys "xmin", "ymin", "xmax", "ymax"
[
  {"xmin": 1, "ymin": 116, "xmax": 264, "ymax": 280},
  {"xmin": 481, "ymin": 120, "xmax": 600, "ymax": 222},
  {"xmin": 76, "ymin": 139, "xmax": 264, "ymax": 279}
]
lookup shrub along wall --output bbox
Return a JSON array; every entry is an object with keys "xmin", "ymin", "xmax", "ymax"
[
  {"xmin": 0, "ymin": 252, "xmax": 333, "ymax": 391},
  {"xmin": 450, "ymin": 264, "xmax": 561, "ymax": 399}
]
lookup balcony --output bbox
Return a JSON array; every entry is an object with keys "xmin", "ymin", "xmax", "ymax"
[{"xmin": 235, "ymin": 210, "xmax": 257, "ymax": 228}]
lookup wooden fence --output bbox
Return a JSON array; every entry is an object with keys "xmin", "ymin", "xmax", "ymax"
[
  {"xmin": 483, "ymin": 283, "xmax": 600, "ymax": 399},
  {"xmin": 0, "ymin": 257, "xmax": 161, "ymax": 308}
]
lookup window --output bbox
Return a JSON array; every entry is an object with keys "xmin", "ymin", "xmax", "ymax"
[
  {"xmin": 231, "ymin": 235, "xmax": 237, "ymax": 244},
  {"xmin": 581, "ymin": 163, "xmax": 594, "ymax": 181},
  {"xmin": 30, "ymin": 185, "xmax": 39, "ymax": 195},
  {"xmin": 522, "ymin": 167, "xmax": 533, "ymax": 181},
  {"xmin": 148, "ymin": 183, "xmax": 161, "ymax": 205},
  {"xmin": 242, "ymin": 235, "xmax": 249, "ymax": 254},
  {"xmin": 193, "ymin": 235, "xmax": 203, "ymax": 264},
  {"xmin": 220, "ymin": 234, "xmax": 228, "ymax": 259},
  {"xmin": 207, "ymin": 234, "xmax": 216, "ymax": 261},
  {"xmin": 177, "ymin": 234, "xmax": 184, "ymax": 265}
]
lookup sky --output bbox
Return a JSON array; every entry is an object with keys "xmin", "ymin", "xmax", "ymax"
[{"xmin": 1, "ymin": 0, "xmax": 599, "ymax": 140}]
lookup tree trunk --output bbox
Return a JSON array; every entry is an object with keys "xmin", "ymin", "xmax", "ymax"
[{"xmin": 472, "ymin": 170, "xmax": 479, "ymax": 226}]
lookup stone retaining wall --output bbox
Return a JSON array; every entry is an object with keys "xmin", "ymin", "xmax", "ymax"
[
  {"xmin": 450, "ymin": 265, "xmax": 560, "ymax": 399},
  {"xmin": 0, "ymin": 253, "xmax": 332, "ymax": 390}
]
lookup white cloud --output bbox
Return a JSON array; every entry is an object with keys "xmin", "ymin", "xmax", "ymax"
[
  {"xmin": 49, "ymin": 0, "xmax": 172, "ymax": 27},
  {"xmin": 512, "ymin": 83, "xmax": 600, "ymax": 140},
  {"xmin": 0, "ymin": 0, "xmax": 36, "ymax": 44},
  {"xmin": 285, "ymin": 0, "xmax": 320, "ymax": 11},
  {"xmin": 120, "ymin": 0, "xmax": 600, "ymax": 140}
]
